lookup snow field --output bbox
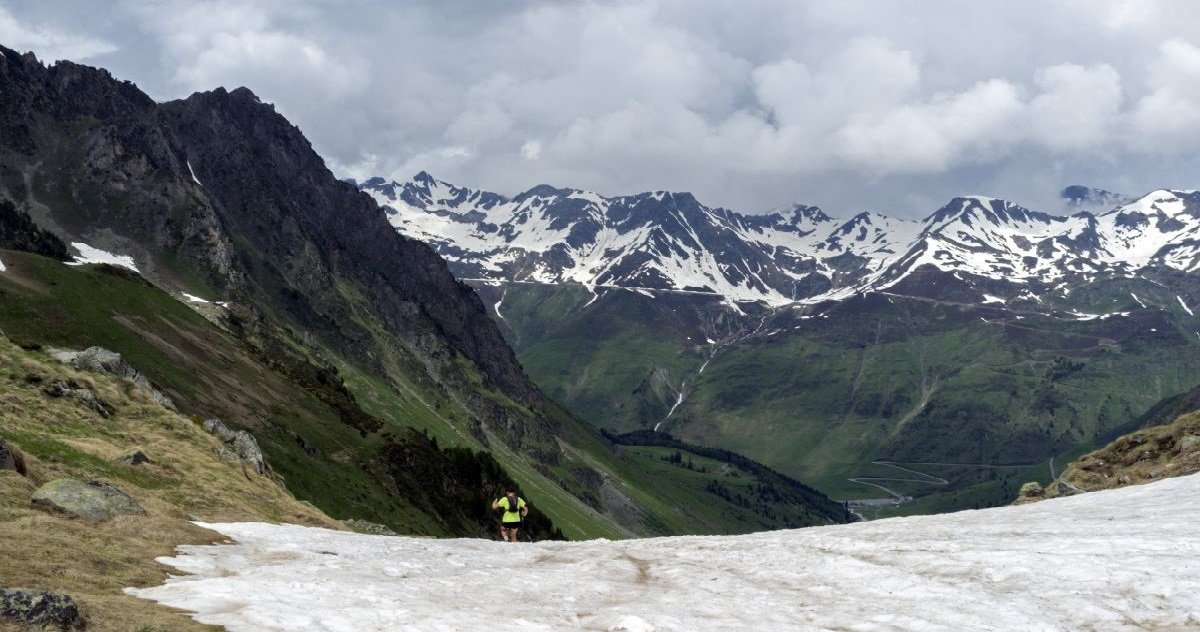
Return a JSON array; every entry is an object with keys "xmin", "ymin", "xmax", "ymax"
[
  {"xmin": 66, "ymin": 242, "xmax": 139, "ymax": 272},
  {"xmin": 128, "ymin": 473, "xmax": 1200, "ymax": 631}
]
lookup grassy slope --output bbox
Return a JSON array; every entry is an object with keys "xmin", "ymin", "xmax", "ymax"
[
  {"xmin": 0, "ymin": 249, "xmax": 446, "ymax": 533},
  {"xmin": 481, "ymin": 283, "xmax": 720, "ymax": 430},
  {"xmin": 0, "ymin": 336, "xmax": 338, "ymax": 631},
  {"xmin": 1, "ymin": 250, "xmax": 830, "ymax": 540}
]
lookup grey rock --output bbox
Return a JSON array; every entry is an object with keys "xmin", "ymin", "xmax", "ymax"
[
  {"xmin": 116, "ymin": 448, "xmax": 151, "ymax": 466},
  {"xmin": 43, "ymin": 380, "xmax": 114, "ymax": 418},
  {"xmin": 343, "ymin": 519, "xmax": 398, "ymax": 536},
  {"xmin": 48, "ymin": 346, "xmax": 176, "ymax": 411},
  {"xmin": 1180, "ymin": 435, "xmax": 1200, "ymax": 454},
  {"xmin": 0, "ymin": 438, "xmax": 26, "ymax": 476},
  {"xmin": 0, "ymin": 588, "xmax": 83, "ymax": 629},
  {"xmin": 1048, "ymin": 480, "xmax": 1084, "ymax": 497},
  {"xmin": 202, "ymin": 418, "xmax": 236, "ymax": 441},
  {"xmin": 203, "ymin": 419, "xmax": 267, "ymax": 475},
  {"xmin": 31, "ymin": 478, "xmax": 145, "ymax": 521}
]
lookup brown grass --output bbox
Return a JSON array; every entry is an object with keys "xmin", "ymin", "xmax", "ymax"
[
  {"xmin": 1023, "ymin": 411, "xmax": 1200, "ymax": 504},
  {"xmin": 0, "ymin": 337, "xmax": 342, "ymax": 630}
]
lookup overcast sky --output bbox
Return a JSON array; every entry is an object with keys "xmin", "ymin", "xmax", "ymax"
[{"xmin": 4, "ymin": 0, "xmax": 1200, "ymax": 217}]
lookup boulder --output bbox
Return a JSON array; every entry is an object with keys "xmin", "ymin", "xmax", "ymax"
[
  {"xmin": 1046, "ymin": 480, "xmax": 1084, "ymax": 497},
  {"xmin": 48, "ymin": 346, "xmax": 176, "ymax": 410},
  {"xmin": 116, "ymin": 448, "xmax": 151, "ymax": 466},
  {"xmin": 1180, "ymin": 435, "xmax": 1200, "ymax": 454},
  {"xmin": 43, "ymin": 379, "xmax": 114, "ymax": 418},
  {"xmin": 1018, "ymin": 481, "xmax": 1044, "ymax": 498},
  {"xmin": 343, "ymin": 519, "xmax": 399, "ymax": 536},
  {"xmin": 203, "ymin": 419, "xmax": 267, "ymax": 475},
  {"xmin": 31, "ymin": 479, "xmax": 145, "ymax": 521},
  {"xmin": 0, "ymin": 588, "xmax": 83, "ymax": 629},
  {"xmin": 0, "ymin": 438, "xmax": 26, "ymax": 476}
]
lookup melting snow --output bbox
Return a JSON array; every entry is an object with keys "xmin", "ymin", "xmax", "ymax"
[
  {"xmin": 129, "ymin": 474, "xmax": 1200, "ymax": 631},
  {"xmin": 67, "ymin": 243, "xmax": 139, "ymax": 272},
  {"xmin": 1131, "ymin": 293, "xmax": 1147, "ymax": 308},
  {"xmin": 1179, "ymin": 296, "xmax": 1195, "ymax": 317},
  {"xmin": 187, "ymin": 160, "xmax": 203, "ymax": 186}
]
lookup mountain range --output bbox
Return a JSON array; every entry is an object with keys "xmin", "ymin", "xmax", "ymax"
[
  {"xmin": 356, "ymin": 173, "xmax": 1200, "ymax": 309},
  {"xmin": 356, "ymin": 173, "xmax": 1200, "ymax": 516}
]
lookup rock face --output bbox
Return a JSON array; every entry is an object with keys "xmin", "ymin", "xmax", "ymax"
[
  {"xmin": 0, "ymin": 588, "xmax": 83, "ymax": 629},
  {"xmin": 0, "ymin": 438, "xmax": 25, "ymax": 476},
  {"xmin": 203, "ymin": 419, "xmax": 267, "ymax": 475},
  {"xmin": 48, "ymin": 346, "xmax": 176, "ymax": 411},
  {"xmin": 0, "ymin": 199, "xmax": 69, "ymax": 260},
  {"xmin": 31, "ymin": 478, "xmax": 145, "ymax": 521}
]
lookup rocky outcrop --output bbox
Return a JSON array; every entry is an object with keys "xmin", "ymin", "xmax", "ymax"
[
  {"xmin": 116, "ymin": 448, "xmax": 151, "ymax": 466},
  {"xmin": 31, "ymin": 478, "xmax": 145, "ymax": 521},
  {"xmin": 1014, "ymin": 481, "xmax": 1044, "ymax": 504},
  {"xmin": 1021, "ymin": 411, "xmax": 1200, "ymax": 503},
  {"xmin": 48, "ymin": 347, "xmax": 176, "ymax": 411},
  {"xmin": 43, "ymin": 379, "xmax": 113, "ymax": 418},
  {"xmin": 0, "ymin": 588, "xmax": 83, "ymax": 629},
  {"xmin": 203, "ymin": 418, "xmax": 267, "ymax": 476},
  {"xmin": 343, "ymin": 519, "xmax": 398, "ymax": 536},
  {"xmin": 0, "ymin": 438, "xmax": 26, "ymax": 476}
]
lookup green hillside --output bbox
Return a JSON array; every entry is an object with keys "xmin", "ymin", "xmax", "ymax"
[
  {"xmin": 469, "ymin": 280, "xmax": 1200, "ymax": 514},
  {"xmin": 0, "ymin": 249, "xmax": 846, "ymax": 537}
]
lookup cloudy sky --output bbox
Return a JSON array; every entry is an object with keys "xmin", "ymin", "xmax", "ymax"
[{"xmin": 4, "ymin": 0, "xmax": 1200, "ymax": 217}]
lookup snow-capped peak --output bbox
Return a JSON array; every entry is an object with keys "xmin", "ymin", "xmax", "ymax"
[{"xmin": 357, "ymin": 176, "xmax": 1200, "ymax": 306}]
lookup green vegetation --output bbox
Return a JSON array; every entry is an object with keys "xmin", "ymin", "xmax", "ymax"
[
  {"xmin": 0, "ymin": 249, "xmax": 837, "ymax": 539},
  {"xmin": 476, "ymin": 282, "xmax": 1200, "ymax": 515},
  {"xmin": 0, "ymin": 250, "xmax": 582, "ymax": 538}
]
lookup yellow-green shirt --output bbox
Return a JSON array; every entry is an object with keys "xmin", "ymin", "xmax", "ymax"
[{"xmin": 497, "ymin": 496, "xmax": 526, "ymax": 523}]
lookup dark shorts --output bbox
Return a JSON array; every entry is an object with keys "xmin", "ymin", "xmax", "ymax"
[{"xmin": 500, "ymin": 522, "xmax": 521, "ymax": 529}]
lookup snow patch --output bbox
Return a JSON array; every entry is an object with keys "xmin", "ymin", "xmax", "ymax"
[
  {"xmin": 1178, "ymin": 295, "xmax": 1194, "ymax": 316},
  {"xmin": 67, "ymin": 243, "xmax": 139, "ymax": 272},
  {"xmin": 128, "ymin": 474, "xmax": 1200, "ymax": 631},
  {"xmin": 1131, "ymin": 292, "xmax": 1147, "ymax": 308},
  {"xmin": 0, "ymin": 256, "xmax": 5, "ymax": 272},
  {"xmin": 187, "ymin": 160, "xmax": 203, "ymax": 186},
  {"xmin": 181, "ymin": 293, "xmax": 210, "ymax": 304},
  {"xmin": 980, "ymin": 294, "xmax": 1005, "ymax": 304}
]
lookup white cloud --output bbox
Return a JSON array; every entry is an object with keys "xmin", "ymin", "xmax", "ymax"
[
  {"xmin": 1029, "ymin": 63, "xmax": 1123, "ymax": 153},
  {"xmin": 835, "ymin": 79, "xmax": 1025, "ymax": 174},
  {"xmin": 0, "ymin": 5, "xmax": 116, "ymax": 61},
  {"xmin": 520, "ymin": 140, "xmax": 542, "ymax": 161},
  {"xmin": 125, "ymin": 0, "xmax": 367, "ymax": 100},
  {"xmin": 1129, "ymin": 38, "xmax": 1200, "ymax": 152},
  {"xmin": 10, "ymin": 0, "xmax": 1200, "ymax": 216}
]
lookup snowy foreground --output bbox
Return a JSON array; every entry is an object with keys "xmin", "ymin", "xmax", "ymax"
[{"xmin": 129, "ymin": 475, "xmax": 1200, "ymax": 631}]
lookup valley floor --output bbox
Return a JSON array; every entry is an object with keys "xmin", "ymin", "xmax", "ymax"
[{"xmin": 129, "ymin": 474, "xmax": 1200, "ymax": 631}]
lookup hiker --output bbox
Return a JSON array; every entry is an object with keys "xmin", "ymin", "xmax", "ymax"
[{"xmin": 492, "ymin": 488, "xmax": 528, "ymax": 542}]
